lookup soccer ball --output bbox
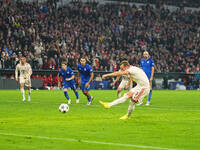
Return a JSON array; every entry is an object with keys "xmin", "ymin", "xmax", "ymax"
[{"xmin": 59, "ymin": 104, "xmax": 69, "ymax": 113}]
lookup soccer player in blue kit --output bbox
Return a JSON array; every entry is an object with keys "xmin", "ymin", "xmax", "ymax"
[
  {"xmin": 140, "ymin": 51, "xmax": 155, "ymax": 106},
  {"xmin": 58, "ymin": 61, "xmax": 79, "ymax": 104},
  {"xmin": 77, "ymin": 58, "xmax": 94, "ymax": 105}
]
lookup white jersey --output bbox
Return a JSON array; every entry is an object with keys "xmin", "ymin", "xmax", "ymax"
[
  {"xmin": 15, "ymin": 63, "xmax": 32, "ymax": 78},
  {"xmin": 119, "ymin": 69, "xmax": 129, "ymax": 81},
  {"xmin": 127, "ymin": 66, "xmax": 149, "ymax": 87}
]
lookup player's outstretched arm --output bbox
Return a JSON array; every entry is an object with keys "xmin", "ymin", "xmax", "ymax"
[
  {"xmin": 102, "ymin": 71, "xmax": 129, "ymax": 80},
  {"xmin": 113, "ymin": 75, "xmax": 120, "ymax": 86},
  {"xmin": 66, "ymin": 75, "xmax": 75, "ymax": 81},
  {"xmin": 150, "ymin": 67, "xmax": 155, "ymax": 81},
  {"xmin": 27, "ymin": 65, "xmax": 32, "ymax": 79},
  {"xmin": 85, "ymin": 72, "xmax": 94, "ymax": 88}
]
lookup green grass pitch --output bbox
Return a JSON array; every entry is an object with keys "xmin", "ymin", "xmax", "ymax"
[{"xmin": 0, "ymin": 90, "xmax": 199, "ymax": 150}]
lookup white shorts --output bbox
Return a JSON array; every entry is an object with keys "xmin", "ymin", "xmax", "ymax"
[
  {"xmin": 19, "ymin": 77, "xmax": 31, "ymax": 87},
  {"xmin": 118, "ymin": 80, "xmax": 129, "ymax": 89},
  {"xmin": 129, "ymin": 85, "xmax": 150, "ymax": 103}
]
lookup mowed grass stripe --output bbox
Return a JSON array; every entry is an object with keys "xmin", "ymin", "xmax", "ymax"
[
  {"xmin": 0, "ymin": 100, "xmax": 200, "ymax": 112},
  {"xmin": 0, "ymin": 132, "xmax": 181, "ymax": 150}
]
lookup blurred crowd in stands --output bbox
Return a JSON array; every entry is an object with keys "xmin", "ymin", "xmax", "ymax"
[
  {"xmin": 112, "ymin": 0, "xmax": 200, "ymax": 8},
  {"xmin": 0, "ymin": 0, "xmax": 199, "ymax": 89}
]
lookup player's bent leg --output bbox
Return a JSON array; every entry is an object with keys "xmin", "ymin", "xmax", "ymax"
[
  {"xmin": 73, "ymin": 89, "xmax": 79, "ymax": 103},
  {"xmin": 117, "ymin": 88, "xmax": 123, "ymax": 98},
  {"xmin": 20, "ymin": 83, "xmax": 25, "ymax": 101},
  {"xmin": 83, "ymin": 90, "xmax": 93, "ymax": 105},
  {"xmin": 64, "ymin": 88, "xmax": 71, "ymax": 104},
  {"xmin": 120, "ymin": 100, "xmax": 136, "ymax": 120},
  {"xmin": 127, "ymin": 100, "xmax": 136, "ymax": 117},
  {"xmin": 102, "ymin": 92, "xmax": 131, "ymax": 108}
]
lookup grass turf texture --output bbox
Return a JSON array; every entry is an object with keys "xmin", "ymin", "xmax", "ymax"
[{"xmin": 0, "ymin": 90, "xmax": 199, "ymax": 150}]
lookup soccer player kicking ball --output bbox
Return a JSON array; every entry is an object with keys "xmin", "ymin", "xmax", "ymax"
[
  {"xmin": 99, "ymin": 61, "xmax": 150, "ymax": 120},
  {"xmin": 58, "ymin": 61, "xmax": 79, "ymax": 104},
  {"xmin": 15, "ymin": 57, "xmax": 32, "ymax": 102},
  {"xmin": 77, "ymin": 58, "xmax": 94, "ymax": 105},
  {"xmin": 140, "ymin": 51, "xmax": 155, "ymax": 106}
]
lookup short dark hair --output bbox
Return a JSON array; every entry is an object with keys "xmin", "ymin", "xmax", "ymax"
[
  {"xmin": 61, "ymin": 61, "xmax": 68, "ymax": 66},
  {"xmin": 120, "ymin": 60, "xmax": 130, "ymax": 67},
  {"xmin": 80, "ymin": 58, "xmax": 86, "ymax": 61}
]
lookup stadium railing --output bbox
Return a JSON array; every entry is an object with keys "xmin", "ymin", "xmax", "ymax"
[{"xmin": 0, "ymin": 69, "xmax": 199, "ymax": 90}]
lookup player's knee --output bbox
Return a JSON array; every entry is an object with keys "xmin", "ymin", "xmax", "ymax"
[
  {"xmin": 130, "ymin": 99, "xmax": 136, "ymax": 104},
  {"xmin": 64, "ymin": 89, "xmax": 68, "ymax": 92},
  {"xmin": 118, "ymin": 88, "xmax": 122, "ymax": 92},
  {"xmin": 83, "ymin": 91, "xmax": 87, "ymax": 95},
  {"xmin": 126, "ymin": 91, "xmax": 133, "ymax": 98}
]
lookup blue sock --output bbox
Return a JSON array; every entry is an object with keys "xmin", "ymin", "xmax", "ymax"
[
  {"xmin": 148, "ymin": 90, "xmax": 152, "ymax": 102},
  {"xmin": 64, "ymin": 91, "xmax": 70, "ymax": 100},
  {"xmin": 88, "ymin": 96, "xmax": 91, "ymax": 102},
  {"xmin": 75, "ymin": 91, "xmax": 79, "ymax": 99}
]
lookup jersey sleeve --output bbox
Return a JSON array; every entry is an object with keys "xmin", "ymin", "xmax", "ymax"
[
  {"xmin": 151, "ymin": 59, "xmax": 155, "ymax": 67},
  {"xmin": 69, "ymin": 68, "xmax": 74, "ymax": 76},
  {"xmin": 28, "ymin": 64, "xmax": 32, "ymax": 76},
  {"xmin": 127, "ymin": 67, "xmax": 134, "ymax": 74},
  {"xmin": 88, "ymin": 65, "xmax": 93, "ymax": 73}
]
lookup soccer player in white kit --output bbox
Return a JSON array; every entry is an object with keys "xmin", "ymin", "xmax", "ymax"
[
  {"xmin": 99, "ymin": 61, "xmax": 150, "ymax": 120},
  {"xmin": 113, "ymin": 72, "xmax": 132, "ymax": 98},
  {"xmin": 15, "ymin": 57, "xmax": 32, "ymax": 101}
]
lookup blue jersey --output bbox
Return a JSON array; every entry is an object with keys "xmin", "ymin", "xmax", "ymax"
[
  {"xmin": 58, "ymin": 67, "xmax": 75, "ymax": 85},
  {"xmin": 140, "ymin": 58, "xmax": 154, "ymax": 80},
  {"xmin": 77, "ymin": 64, "xmax": 93, "ymax": 82}
]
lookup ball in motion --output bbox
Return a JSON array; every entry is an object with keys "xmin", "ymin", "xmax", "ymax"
[{"xmin": 59, "ymin": 104, "xmax": 69, "ymax": 113}]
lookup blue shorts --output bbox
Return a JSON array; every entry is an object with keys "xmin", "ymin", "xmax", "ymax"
[
  {"xmin": 144, "ymin": 72, "xmax": 151, "ymax": 80},
  {"xmin": 64, "ymin": 82, "xmax": 77, "ymax": 90},
  {"xmin": 81, "ymin": 81, "xmax": 91, "ymax": 91}
]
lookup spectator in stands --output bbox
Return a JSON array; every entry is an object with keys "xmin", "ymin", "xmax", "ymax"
[{"xmin": 0, "ymin": 0, "xmax": 199, "ymax": 74}]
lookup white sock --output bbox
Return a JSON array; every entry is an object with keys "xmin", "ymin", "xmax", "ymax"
[
  {"xmin": 28, "ymin": 89, "xmax": 31, "ymax": 97},
  {"xmin": 109, "ymin": 94, "xmax": 129, "ymax": 107},
  {"xmin": 117, "ymin": 92, "xmax": 121, "ymax": 98},
  {"xmin": 127, "ymin": 101, "xmax": 135, "ymax": 117},
  {"xmin": 21, "ymin": 88, "xmax": 25, "ymax": 99}
]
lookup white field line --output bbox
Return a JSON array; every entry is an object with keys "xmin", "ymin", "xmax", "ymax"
[
  {"xmin": 0, "ymin": 132, "xmax": 182, "ymax": 150},
  {"xmin": 0, "ymin": 100, "xmax": 200, "ymax": 112}
]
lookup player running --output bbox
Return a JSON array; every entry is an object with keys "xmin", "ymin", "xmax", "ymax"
[
  {"xmin": 77, "ymin": 58, "xmax": 94, "ymax": 105},
  {"xmin": 99, "ymin": 61, "xmax": 150, "ymax": 120},
  {"xmin": 58, "ymin": 61, "xmax": 79, "ymax": 104},
  {"xmin": 140, "ymin": 51, "xmax": 155, "ymax": 106},
  {"xmin": 113, "ymin": 71, "xmax": 132, "ymax": 98},
  {"xmin": 15, "ymin": 57, "xmax": 32, "ymax": 102}
]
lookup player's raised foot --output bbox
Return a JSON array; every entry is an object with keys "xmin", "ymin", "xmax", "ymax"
[
  {"xmin": 145, "ymin": 102, "xmax": 150, "ymax": 106},
  {"xmin": 28, "ymin": 96, "xmax": 31, "ymax": 102},
  {"xmin": 99, "ymin": 101, "xmax": 111, "ymax": 109},
  {"xmin": 76, "ymin": 99, "xmax": 79, "ymax": 104},
  {"xmin": 136, "ymin": 102, "xmax": 143, "ymax": 106},
  {"xmin": 68, "ymin": 100, "xmax": 71, "ymax": 104},
  {"xmin": 120, "ymin": 115, "xmax": 130, "ymax": 120}
]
